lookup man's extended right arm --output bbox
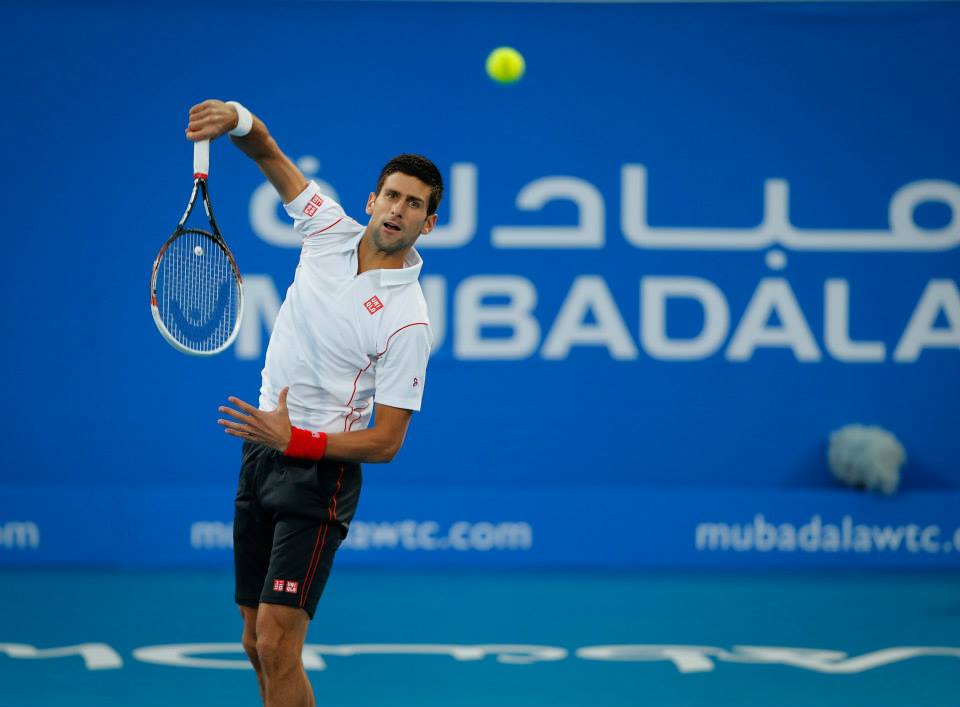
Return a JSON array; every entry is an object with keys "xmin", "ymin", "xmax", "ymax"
[{"xmin": 185, "ymin": 99, "xmax": 308, "ymax": 203}]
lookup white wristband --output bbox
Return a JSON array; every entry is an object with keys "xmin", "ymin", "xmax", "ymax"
[{"xmin": 227, "ymin": 101, "xmax": 253, "ymax": 137}]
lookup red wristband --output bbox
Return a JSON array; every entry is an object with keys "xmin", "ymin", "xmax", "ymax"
[{"xmin": 284, "ymin": 427, "xmax": 328, "ymax": 460}]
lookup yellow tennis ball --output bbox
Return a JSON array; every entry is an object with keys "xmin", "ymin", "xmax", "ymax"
[{"xmin": 486, "ymin": 46, "xmax": 525, "ymax": 84}]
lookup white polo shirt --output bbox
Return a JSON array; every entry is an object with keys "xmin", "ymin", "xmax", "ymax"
[{"xmin": 257, "ymin": 181, "xmax": 432, "ymax": 432}]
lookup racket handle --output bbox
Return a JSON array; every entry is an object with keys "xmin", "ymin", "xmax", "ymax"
[{"xmin": 194, "ymin": 140, "xmax": 210, "ymax": 178}]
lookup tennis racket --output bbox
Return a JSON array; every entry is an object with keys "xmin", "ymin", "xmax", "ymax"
[{"xmin": 150, "ymin": 139, "xmax": 244, "ymax": 355}]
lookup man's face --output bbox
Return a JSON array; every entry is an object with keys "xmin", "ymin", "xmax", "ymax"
[{"xmin": 365, "ymin": 172, "xmax": 437, "ymax": 255}]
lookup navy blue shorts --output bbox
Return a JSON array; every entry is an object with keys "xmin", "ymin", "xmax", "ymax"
[{"xmin": 233, "ymin": 441, "xmax": 361, "ymax": 619}]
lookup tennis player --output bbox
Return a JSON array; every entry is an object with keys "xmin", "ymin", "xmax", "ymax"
[{"xmin": 186, "ymin": 98, "xmax": 440, "ymax": 707}]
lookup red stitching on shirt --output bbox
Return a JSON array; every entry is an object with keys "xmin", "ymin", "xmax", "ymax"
[
  {"xmin": 344, "ymin": 362, "xmax": 373, "ymax": 431},
  {"xmin": 341, "ymin": 322, "xmax": 428, "ymax": 430},
  {"xmin": 305, "ymin": 217, "xmax": 343, "ymax": 238},
  {"xmin": 347, "ymin": 409, "xmax": 363, "ymax": 432},
  {"xmin": 377, "ymin": 323, "xmax": 429, "ymax": 358}
]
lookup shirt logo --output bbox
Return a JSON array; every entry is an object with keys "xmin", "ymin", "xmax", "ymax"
[
  {"xmin": 364, "ymin": 296, "xmax": 384, "ymax": 315},
  {"xmin": 304, "ymin": 193, "xmax": 324, "ymax": 217},
  {"xmin": 273, "ymin": 579, "xmax": 285, "ymax": 592},
  {"xmin": 285, "ymin": 581, "xmax": 299, "ymax": 594},
  {"xmin": 413, "ymin": 377, "xmax": 419, "ymax": 388}
]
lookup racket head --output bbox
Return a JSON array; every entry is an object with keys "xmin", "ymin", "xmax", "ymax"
[{"xmin": 150, "ymin": 227, "xmax": 244, "ymax": 356}]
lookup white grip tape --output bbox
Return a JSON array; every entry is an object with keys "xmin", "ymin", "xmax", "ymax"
[
  {"xmin": 193, "ymin": 139, "xmax": 210, "ymax": 177},
  {"xmin": 227, "ymin": 101, "xmax": 253, "ymax": 137}
]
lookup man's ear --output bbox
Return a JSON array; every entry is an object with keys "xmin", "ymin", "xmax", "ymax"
[
  {"xmin": 419, "ymin": 213, "xmax": 438, "ymax": 235},
  {"xmin": 365, "ymin": 192, "xmax": 376, "ymax": 216}
]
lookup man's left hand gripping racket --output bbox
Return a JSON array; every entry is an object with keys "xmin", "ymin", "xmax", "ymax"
[{"xmin": 150, "ymin": 140, "xmax": 244, "ymax": 355}]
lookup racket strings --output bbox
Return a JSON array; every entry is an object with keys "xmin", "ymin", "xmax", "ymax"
[{"xmin": 155, "ymin": 230, "xmax": 241, "ymax": 353}]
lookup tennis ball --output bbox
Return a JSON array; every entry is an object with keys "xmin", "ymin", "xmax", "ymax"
[{"xmin": 486, "ymin": 46, "xmax": 525, "ymax": 84}]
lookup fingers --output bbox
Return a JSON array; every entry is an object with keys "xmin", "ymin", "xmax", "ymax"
[
  {"xmin": 218, "ymin": 418, "xmax": 262, "ymax": 442},
  {"xmin": 221, "ymin": 425, "xmax": 255, "ymax": 441},
  {"xmin": 188, "ymin": 99, "xmax": 225, "ymax": 119},
  {"xmin": 218, "ymin": 418, "xmax": 247, "ymax": 433},
  {"xmin": 227, "ymin": 396, "xmax": 261, "ymax": 415},
  {"xmin": 185, "ymin": 99, "xmax": 229, "ymax": 141},
  {"xmin": 185, "ymin": 124, "xmax": 213, "ymax": 141},
  {"xmin": 217, "ymin": 392, "xmax": 289, "ymax": 448},
  {"xmin": 185, "ymin": 119, "xmax": 220, "ymax": 141},
  {"xmin": 188, "ymin": 99, "xmax": 221, "ymax": 115},
  {"xmin": 219, "ymin": 404, "xmax": 254, "ymax": 424}
]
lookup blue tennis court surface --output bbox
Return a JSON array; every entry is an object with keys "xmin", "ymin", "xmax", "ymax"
[{"xmin": 2, "ymin": 568, "xmax": 958, "ymax": 707}]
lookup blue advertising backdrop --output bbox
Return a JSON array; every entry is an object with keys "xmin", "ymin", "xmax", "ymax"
[{"xmin": 1, "ymin": 1, "xmax": 958, "ymax": 569}]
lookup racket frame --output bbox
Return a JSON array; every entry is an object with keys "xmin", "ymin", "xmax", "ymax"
[{"xmin": 150, "ymin": 140, "xmax": 245, "ymax": 356}]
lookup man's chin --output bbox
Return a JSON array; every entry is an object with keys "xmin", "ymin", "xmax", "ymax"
[{"xmin": 371, "ymin": 229, "xmax": 408, "ymax": 255}]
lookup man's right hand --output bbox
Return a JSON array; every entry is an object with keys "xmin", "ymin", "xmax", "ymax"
[
  {"xmin": 185, "ymin": 99, "xmax": 240, "ymax": 142},
  {"xmin": 184, "ymin": 99, "xmax": 307, "ymax": 203}
]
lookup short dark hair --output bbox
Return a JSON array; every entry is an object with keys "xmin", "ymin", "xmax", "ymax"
[{"xmin": 376, "ymin": 154, "xmax": 444, "ymax": 216}]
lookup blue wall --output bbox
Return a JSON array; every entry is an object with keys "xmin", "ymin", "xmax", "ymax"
[{"xmin": 1, "ymin": 1, "xmax": 958, "ymax": 568}]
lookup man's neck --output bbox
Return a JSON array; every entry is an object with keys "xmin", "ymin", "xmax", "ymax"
[{"xmin": 357, "ymin": 232, "xmax": 408, "ymax": 275}]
